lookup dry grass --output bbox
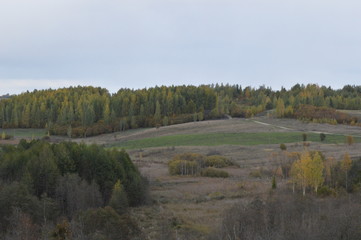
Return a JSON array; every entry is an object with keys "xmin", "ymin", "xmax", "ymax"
[
  {"xmin": 128, "ymin": 138, "xmax": 361, "ymax": 238},
  {"xmin": 2, "ymin": 117, "xmax": 360, "ymax": 239},
  {"xmin": 34, "ymin": 117, "xmax": 361, "ymax": 239}
]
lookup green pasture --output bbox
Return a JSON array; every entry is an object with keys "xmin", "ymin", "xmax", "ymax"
[
  {"xmin": 109, "ymin": 132, "xmax": 361, "ymax": 149},
  {"xmin": 0, "ymin": 128, "xmax": 47, "ymax": 138}
]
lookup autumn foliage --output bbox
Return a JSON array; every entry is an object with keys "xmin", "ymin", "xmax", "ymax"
[
  {"xmin": 0, "ymin": 140, "xmax": 148, "ymax": 239},
  {"xmin": 293, "ymin": 105, "xmax": 358, "ymax": 124},
  {"xmin": 2, "ymin": 84, "xmax": 361, "ymax": 137},
  {"xmin": 168, "ymin": 153, "xmax": 232, "ymax": 177}
]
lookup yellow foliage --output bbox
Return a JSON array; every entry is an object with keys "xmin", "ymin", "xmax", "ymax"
[{"xmin": 290, "ymin": 151, "xmax": 324, "ymax": 195}]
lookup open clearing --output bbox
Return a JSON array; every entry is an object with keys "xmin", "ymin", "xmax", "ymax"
[
  {"xmin": 2, "ymin": 117, "xmax": 361, "ymax": 239},
  {"xmin": 109, "ymin": 132, "xmax": 359, "ymax": 149},
  {"xmin": 0, "ymin": 128, "xmax": 47, "ymax": 145},
  {"xmin": 108, "ymin": 117, "xmax": 361, "ymax": 239},
  {"xmin": 0, "ymin": 128, "xmax": 46, "ymax": 138},
  {"xmin": 71, "ymin": 116, "xmax": 361, "ymax": 146}
]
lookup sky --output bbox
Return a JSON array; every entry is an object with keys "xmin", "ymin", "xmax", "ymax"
[{"xmin": 1, "ymin": 0, "xmax": 361, "ymax": 95}]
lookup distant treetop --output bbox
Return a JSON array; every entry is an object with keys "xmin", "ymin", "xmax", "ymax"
[{"xmin": 0, "ymin": 84, "xmax": 360, "ymax": 137}]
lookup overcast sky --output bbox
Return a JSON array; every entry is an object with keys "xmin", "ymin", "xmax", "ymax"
[{"xmin": 1, "ymin": 0, "xmax": 361, "ymax": 95}]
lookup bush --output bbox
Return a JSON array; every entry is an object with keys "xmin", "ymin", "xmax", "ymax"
[
  {"xmin": 204, "ymin": 155, "xmax": 233, "ymax": 168},
  {"xmin": 78, "ymin": 206, "xmax": 140, "ymax": 240},
  {"xmin": 302, "ymin": 133, "xmax": 307, "ymax": 142},
  {"xmin": 272, "ymin": 176, "xmax": 277, "ymax": 189},
  {"xmin": 303, "ymin": 141, "xmax": 310, "ymax": 147},
  {"xmin": 279, "ymin": 143, "xmax": 287, "ymax": 151},
  {"xmin": 168, "ymin": 159, "xmax": 200, "ymax": 176},
  {"xmin": 320, "ymin": 133, "xmax": 326, "ymax": 142},
  {"xmin": 294, "ymin": 105, "xmax": 358, "ymax": 125},
  {"xmin": 168, "ymin": 153, "xmax": 232, "ymax": 177},
  {"xmin": 249, "ymin": 168, "xmax": 272, "ymax": 178},
  {"xmin": 168, "ymin": 153, "xmax": 206, "ymax": 176},
  {"xmin": 317, "ymin": 186, "xmax": 335, "ymax": 197},
  {"xmin": 201, "ymin": 167, "xmax": 229, "ymax": 178},
  {"xmin": 42, "ymin": 135, "xmax": 50, "ymax": 141},
  {"xmin": 109, "ymin": 180, "xmax": 129, "ymax": 215},
  {"xmin": 207, "ymin": 150, "xmax": 221, "ymax": 156},
  {"xmin": 249, "ymin": 169, "xmax": 262, "ymax": 178},
  {"xmin": 50, "ymin": 121, "xmax": 113, "ymax": 138},
  {"xmin": 172, "ymin": 153, "xmax": 206, "ymax": 163},
  {"xmin": 347, "ymin": 135, "xmax": 354, "ymax": 145},
  {"xmin": 1, "ymin": 131, "xmax": 13, "ymax": 140}
]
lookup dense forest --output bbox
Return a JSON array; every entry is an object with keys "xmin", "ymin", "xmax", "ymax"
[
  {"xmin": 1, "ymin": 84, "xmax": 361, "ymax": 137},
  {"xmin": 0, "ymin": 140, "xmax": 148, "ymax": 239}
]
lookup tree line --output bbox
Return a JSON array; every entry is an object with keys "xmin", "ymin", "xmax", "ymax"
[
  {"xmin": 273, "ymin": 149, "xmax": 361, "ymax": 196},
  {"xmin": 0, "ymin": 140, "xmax": 148, "ymax": 239},
  {"xmin": 214, "ymin": 193, "xmax": 361, "ymax": 240},
  {"xmin": 1, "ymin": 84, "xmax": 361, "ymax": 137}
]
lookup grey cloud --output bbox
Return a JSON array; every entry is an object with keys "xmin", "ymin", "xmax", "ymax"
[{"xmin": 1, "ymin": 0, "xmax": 361, "ymax": 95}]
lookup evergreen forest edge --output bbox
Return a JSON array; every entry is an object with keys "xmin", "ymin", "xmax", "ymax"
[
  {"xmin": 0, "ymin": 140, "xmax": 148, "ymax": 239},
  {"xmin": 1, "ymin": 83, "xmax": 361, "ymax": 138}
]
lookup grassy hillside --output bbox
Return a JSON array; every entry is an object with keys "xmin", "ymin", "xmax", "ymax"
[{"xmin": 109, "ymin": 132, "xmax": 359, "ymax": 149}]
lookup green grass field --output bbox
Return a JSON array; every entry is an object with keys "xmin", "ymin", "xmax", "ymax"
[
  {"xmin": 109, "ymin": 132, "xmax": 360, "ymax": 149},
  {"xmin": 0, "ymin": 128, "xmax": 47, "ymax": 138}
]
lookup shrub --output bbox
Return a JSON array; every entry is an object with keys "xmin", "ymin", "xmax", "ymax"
[
  {"xmin": 42, "ymin": 135, "xmax": 50, "ymax": 141},
  {"xmin": 79, "ymin": 206, "xmax": 140, "ymax": 240},
  {"xmin": 249, "ymin": 168, "xmax": 273, "ymax": 178},
  {"xmin": 205, "ymin": 155, "xmax": 233, "ymax": 168},
  {"xmin": 168, "ymin": 159, "xmax": 200, "ymax": 176},
  {"xmin": 347, "ymin": 135, "xmax": 354, "ymax": 145},
  {"xmin": 320, "ymin": 133, "xmax": 326, "ymax": 142},
  {"xmin": 303, "ymin": 142, "xmax": 310, "ymax": 147},
  {"xmin": 206, "ymin": 150, "xmax": 221, "ymax": 156},
  {"xmin": 280, "ymin": 143, "xmax": 287, "ymax": 151},
  {"xmin": 173, "ymin": 153, "xmax": 205, "ymax": 162},
  {"xmin": 109, "ymin": 180, "xmax": 129, "ymax": 215},
  {"xmin": 302, "ymin": 133, "xmax": 307, "ymax": 142},
  {"xmin": 294, "ymin": 105, "xmax": 358, "ymax": 125},
  {"xmin": 50, "ymin": 220, "xmax": 71, "ymax": 240},
  {"xmin": 272, "ymin": 176, "xmax": 277, "ymax": 189},
  {"xmin": 201, "ymin": 167, "xmax": 229, "ymax": 178},
  {"xmin": 317, "ymin": 186, "xmax": 336, "ymax": 197},
  {"xmin": 168, "ymin": 153, "xmax": 231, "ymax": 177},
  {"xmin": 1, "ymin": 131, "xmax": 13, "ymax": 140},
  {"xmin": 249, "ymin": 169, "xmax": 262, "ymax": 178},
  {"xmin": 208, "ymin": 191, "xmax": 225, "ymax": 200}
]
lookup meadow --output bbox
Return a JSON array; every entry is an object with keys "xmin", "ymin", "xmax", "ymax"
[
  {"xmin": 0, "ymin": 128, "xmax": 47, "ymax": 138},
  {"xmin": 109, "ymin": 131, "xmax": 359, "ymax": 149}
]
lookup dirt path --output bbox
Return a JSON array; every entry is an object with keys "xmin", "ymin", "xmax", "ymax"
[
  {"xmin": 251, "ymin": 118, "xmax": 361, "ymax": 137},
  {"xmin": 252, "ymin": 120, "xmax": 293, "ymax": 131}
]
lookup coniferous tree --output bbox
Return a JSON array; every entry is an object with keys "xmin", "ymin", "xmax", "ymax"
[{"xmin": 109, "ymin": 180, "xmax": 129, "ymax": 215}]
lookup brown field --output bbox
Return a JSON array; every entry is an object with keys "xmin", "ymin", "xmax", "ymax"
[
  {"xmin": 100, "ymin": 117, "xmax": 361, "ymax": 239},
  {"xmin": 3, "ymin": 117, "xmax": 361, "ymax": 239}
]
